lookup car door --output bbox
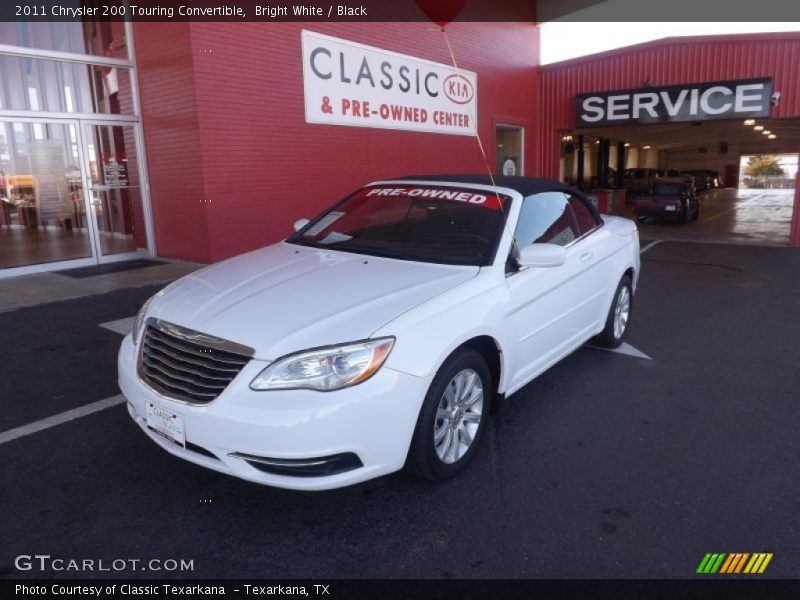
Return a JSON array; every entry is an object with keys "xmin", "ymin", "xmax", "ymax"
[
  {"xmin": 503, "ymin": 191, "xmax": 607, "ymax": 392},
  {"xmin": 566, "ymin": 192, "xmax": 617, "ymax": 328}
]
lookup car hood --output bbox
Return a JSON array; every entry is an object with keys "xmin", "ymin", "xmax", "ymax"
[{"xmin": 149, "ymin": 242, "xmax": 478, "ymax": 359}]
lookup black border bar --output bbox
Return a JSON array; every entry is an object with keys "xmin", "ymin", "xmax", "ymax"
[
  {"xmin": 4, "ymin": 579, "xmax": 800, "ymax": 600},
  {"xmin": 4, "ymin": 0, "xmax": 800, "ymax": 22}
]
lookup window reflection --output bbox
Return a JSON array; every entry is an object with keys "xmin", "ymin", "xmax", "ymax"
[
  {"xmin": 0, "ymin": 55, "xmax": 133, "ymax": 115},
  {"xmin": 0, "ymin": 122, "xmax": 92, "ymax": 268},
  {"xmin": 0, "ymin": 19, "xmax": 128, "ymax": 59}
]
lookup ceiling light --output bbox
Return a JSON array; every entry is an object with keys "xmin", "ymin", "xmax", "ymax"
[
  {"xmin": 762, "ymin": 130, "xmax": 771, "ymax": 135},
  {"xmin": 643, "ymin": 145, "xmax": 651, "ymax": 150},
  {"xmin": 624, "ymin": 143, "xmax": 630, "ymax": 147},
  {"xmin": 744, "ymin": 119, "xmax": 756, "ymax": 126},
  {"xmin": 754, "ymin": 125, "xmax": 765, "ymax": 131},
  {"xmin": 768, "ymin": 134, "xmax": 777, "ymax": 139}
]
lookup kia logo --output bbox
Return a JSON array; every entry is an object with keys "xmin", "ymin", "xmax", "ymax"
[{"xmin": 443, "ymin": 74, "xmax": 474, "ymax": 105}]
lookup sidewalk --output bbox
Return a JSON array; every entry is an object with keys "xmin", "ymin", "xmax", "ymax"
[{"xmin": 0, "ymin": 259, "xmax": 204, "ymax": 313}]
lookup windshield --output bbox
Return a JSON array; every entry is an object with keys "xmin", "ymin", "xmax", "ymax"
[{"xmin": 288, "ymin": 184, "xmax": 511, "ymax": 266}]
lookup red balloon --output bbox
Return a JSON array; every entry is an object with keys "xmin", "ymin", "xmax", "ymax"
[{"xmin": 414, "ymin": 0, "xmax": 469, "ymax": 26}]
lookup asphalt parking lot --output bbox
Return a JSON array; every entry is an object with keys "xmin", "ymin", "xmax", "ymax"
[{"xmin": 1, "ymin": 240, "xmax": 799, "ymax": 579}]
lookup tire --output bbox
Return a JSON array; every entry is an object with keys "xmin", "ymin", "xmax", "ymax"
[
  {"xmin": 593, "ymin": 275, "xmax": 633, "ymax": 349},
  {"xmin": 406, "ymin": 348, "xmax": 492, "ymax": 482},
  {"xmin": 691, "ymin": 201, "xmax": 700, "ymax": 221}
]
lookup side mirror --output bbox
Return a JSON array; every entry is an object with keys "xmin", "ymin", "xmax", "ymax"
[
  {"xmin": 518, "ymin": 243, "xmax": 566, "ymax": 268},
  {"xmin": 293, "ymin": 218, "xmax": 310, "ymax": 232}
]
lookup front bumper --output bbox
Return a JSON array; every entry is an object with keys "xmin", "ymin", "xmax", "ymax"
[{"xmin": 117, "ymin": 335, "xmax": 429, "ymax": 490}]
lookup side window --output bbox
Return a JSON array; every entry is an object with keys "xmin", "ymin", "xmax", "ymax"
[
  {"xmin": 568, "ymin": 194, "xmax": 600, "ymax": 236},
  {"xmin": 515, "ymin": 192, "xmax": 579, "ymax": 248}
]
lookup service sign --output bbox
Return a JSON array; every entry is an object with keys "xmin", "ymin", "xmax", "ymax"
[
  {"xmin": 575, "ymin": 78, "xmax": 772, "ymax": 127},
  {"xmin": 302, "ymin": 30, "xmax": 477, "ymax": 136}
]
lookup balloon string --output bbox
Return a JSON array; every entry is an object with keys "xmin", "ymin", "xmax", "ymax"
[
  {"xmin": 441, "ymin": 26, "xmax": 519, "ymax": 255},
  {"xmin": 441, "ymin": 27, "xmax": 497, "ymax": 189}
]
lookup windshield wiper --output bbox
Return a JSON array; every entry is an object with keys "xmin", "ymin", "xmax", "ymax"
[{"xmin": 289, "ymin": 238, "xmax": 324, "ymax": 249}]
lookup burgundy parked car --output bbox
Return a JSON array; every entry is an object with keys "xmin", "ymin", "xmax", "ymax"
[{"xmin": 633, "ymin": 178, "xmax": 700, "ymax": 224}]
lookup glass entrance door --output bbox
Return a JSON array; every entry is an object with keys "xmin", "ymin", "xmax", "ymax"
[
  {"xmin": 83, "ymin": 122, "xmax": 151, "ymax": 260},
  {"xmin": 0, "ymin": 118, "xmax": 153, "ymax": 275},
  {"xmin": 0, "ymin": 119, "xmax": 93, "ymax": 270}
]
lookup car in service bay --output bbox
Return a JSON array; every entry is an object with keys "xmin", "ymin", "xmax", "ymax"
[
  {"xmin": 118, "ymin": 175, "xmax": 640, "ymax": 490},
  {"xmin": 633, "ymin": 178, "xmax": 700, "ymax": 223}
]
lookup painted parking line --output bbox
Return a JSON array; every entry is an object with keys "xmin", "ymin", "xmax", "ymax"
[
  {"xmin": 0, "ymin": 394, "xmax": 126, "ymax": 446},
  {"xmin": 639, "ymin": 240, "xmax": 663, "ymax": 255},
  {"xmin": 100, "ymin": 316, "xmax": 135, "ymax": 336},
  {"xmin": 586, "ymin": 342, "xmax": 652, "ymax": 360}
]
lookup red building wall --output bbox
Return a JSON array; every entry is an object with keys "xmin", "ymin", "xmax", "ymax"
[
  {"xmin": 134, "ymin": 22, "xmax": 211, "ymax": 262},
  {"xmin": 135, "ymin": 22, "xmax": 540, "ymax": 263}
]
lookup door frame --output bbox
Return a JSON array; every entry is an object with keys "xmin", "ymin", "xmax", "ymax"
[
  {"xmin": 0, "ymin": 115, "xmax": 155, "ymax": 279},
  {"xmin": 80, "ymin": 118, "xmax": 156, "ymax": 265}
]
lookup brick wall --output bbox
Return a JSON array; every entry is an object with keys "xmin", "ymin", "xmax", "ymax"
[{"xmin": 133, "ymin": 22, "xmax": 210, "ymax": 262}]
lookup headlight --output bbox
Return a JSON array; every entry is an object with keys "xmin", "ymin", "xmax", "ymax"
[
  {"xmin": 250, "ymin": 338, "xmax": 395, "ymax": 392},
  {"xmin": 131, "ymin": 295, "xmax": 156, "ymax": 345}
]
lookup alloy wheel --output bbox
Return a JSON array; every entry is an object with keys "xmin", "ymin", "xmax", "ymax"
[
  {"xmin": 433, "ymin": 368, "xmax": 484, "ymax": 464},
  {"xmin": 613, "ymin": 285, "xmax": 631, "ymax": 339}
]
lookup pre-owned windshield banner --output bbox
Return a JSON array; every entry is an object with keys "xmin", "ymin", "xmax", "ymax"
[{"xmin": 362, "ymin": 186, "xmax": 506, "ymax": 210}]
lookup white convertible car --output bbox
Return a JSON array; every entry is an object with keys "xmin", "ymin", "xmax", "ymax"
[{"xmin": 118, "ymin": 175, "xmax": 640, "ymax": 490}]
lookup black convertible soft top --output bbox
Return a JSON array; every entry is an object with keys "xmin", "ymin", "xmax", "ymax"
[{"xmin": 386, "ymin": 174, "xmax": 577, "ymax": 197}]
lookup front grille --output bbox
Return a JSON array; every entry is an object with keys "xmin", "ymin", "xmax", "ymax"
[{"xmin": 139, "ymin": 321, "xmax": 252, "ymax": 405}]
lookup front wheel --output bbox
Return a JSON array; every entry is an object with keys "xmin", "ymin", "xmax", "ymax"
[
  {"xmin": 593, "ymin": 275, "xmax": 633, "ymax": 348},
  {"xmin": 406, "ymin": 348, "xmax": 492, "ymax": 482}
]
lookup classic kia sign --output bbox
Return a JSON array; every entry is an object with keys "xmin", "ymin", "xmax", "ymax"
[
  {"xmin": 575, "ymin": 78, "xmax": 772, "ymax": 127},
  {"xmin": 302, "ymin": 30, "xmax": 477, "ymax": 136}
]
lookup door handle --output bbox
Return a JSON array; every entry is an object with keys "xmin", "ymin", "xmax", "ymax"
[{"xmin": 579, "ymin": 252, "xmax": 593, "ymax": 262}]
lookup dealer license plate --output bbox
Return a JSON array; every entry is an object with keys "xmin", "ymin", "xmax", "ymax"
[
  {"xmin": 145, "ymin": 402, "xmax": 185, "ymax": 447},
  {"xmin": 664, "ymin": 205, "xmax": 677, "ymax": 212}
]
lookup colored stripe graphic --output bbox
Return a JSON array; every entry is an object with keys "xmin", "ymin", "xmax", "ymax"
[
  {"xmin": 734, "ymin": 553, "xmax": 750, "ymax": 573},
  {"xmin": 719, "ymin": 554, "xmax": 736, "ymax": 573},
  {"xmin": 720, "ymin": 553, "xmax": 749, "ymax": 573},
  {"xmin": 697, "ymin": 553, "xmax": 726, "ymax": 573},
  {"xmin": 743, "ymin": 553, "xmax": 773, "ymax": 574},
  {"xmin": 700, "ymin": 552, "xmax": 773, "ymax": 574}
]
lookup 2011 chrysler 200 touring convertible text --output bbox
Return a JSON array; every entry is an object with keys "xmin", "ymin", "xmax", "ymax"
[{"xmin": 118, "ymin": 175, "xmax": 640, "ymax": 490}]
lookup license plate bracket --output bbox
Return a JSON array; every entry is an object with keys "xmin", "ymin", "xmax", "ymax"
[{"xmin": 145, "ymin": 401, "xmax": 186, "ymax": 448}]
